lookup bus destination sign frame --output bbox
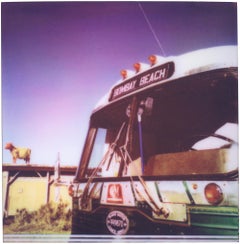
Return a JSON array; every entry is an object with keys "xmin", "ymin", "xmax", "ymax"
[{"xmin": 109, "ymin": 62, "xmax": 175, "ymax": 101}]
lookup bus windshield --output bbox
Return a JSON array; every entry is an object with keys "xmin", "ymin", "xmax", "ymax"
[{"xmin": 84, "ymin": 68, "xmax": 238, "ymax": 178}]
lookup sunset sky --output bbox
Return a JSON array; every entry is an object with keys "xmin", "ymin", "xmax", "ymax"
[{"xmin": 2, "ymin": 2, "xmax": 237, "ymax": 166}]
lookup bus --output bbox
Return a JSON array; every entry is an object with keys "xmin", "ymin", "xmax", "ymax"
[{"xmin": 68, "ymin": 46, "xmax": 238, "ymax": 236}]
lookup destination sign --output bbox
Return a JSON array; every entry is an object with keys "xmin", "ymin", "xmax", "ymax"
[{"xmin": 109, "ymin": 62, "xmax": 174, "ymax": 101}]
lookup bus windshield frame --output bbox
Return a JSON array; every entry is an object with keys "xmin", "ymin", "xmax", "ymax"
[{"xmin": 75, "ymin": 67, "xmax": 238, "ymax": 181}]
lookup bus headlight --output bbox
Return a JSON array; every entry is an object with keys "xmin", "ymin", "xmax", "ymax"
[{"xmin": 204, "ymin": 183, "xmax": 223, "ymax": 205}]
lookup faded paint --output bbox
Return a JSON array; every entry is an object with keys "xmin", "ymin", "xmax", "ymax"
[
  {"xmin": 3, "ymin": 164, "xmax": 76, "ymax": 217},
  {"xmin": 8, "ymin": 178, "xmax": 46, "ymax": 215}
]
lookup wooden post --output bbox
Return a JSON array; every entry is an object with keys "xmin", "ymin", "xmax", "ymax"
[
  {"xmin": 3, "ymin": 171, "xmax": 20, "ymax": 218},
  {"xmin": 46, "ymin": 171, "xmax": 54, "ymax": 204},
  {"xmin": 3, "ymin": 171, "xmax": 9, "ymax": 218}
]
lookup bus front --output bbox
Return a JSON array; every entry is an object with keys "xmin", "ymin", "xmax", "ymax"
[{"xmin": 69, "ymin": 46, "xmax": 238, "ymax": 237}]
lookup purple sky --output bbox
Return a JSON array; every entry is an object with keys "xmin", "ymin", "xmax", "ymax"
[{"xmin": 2, "ymin": 2, "xmax": 237, "ymax": 166}]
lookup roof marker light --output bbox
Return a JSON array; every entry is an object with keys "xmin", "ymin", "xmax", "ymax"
[
  {"xmin": 148, "ymin": 55, "xmax": 164, "ymax": 66},
  {"xmin": 134, "ymin": 63, "xmax": 141, "ymax": 73},
  {"xmin": 120, "ymin": 70, "xmax": 127, "ymax": 79},
  {"xmin": 120, "ymin": 69, "xmax": 135, "ymax": 80},
  {"xmin": 133, "ymin": 62, "xmax": 150, "ymax": 73}
]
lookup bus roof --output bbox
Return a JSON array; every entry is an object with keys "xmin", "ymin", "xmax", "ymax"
[{"xmin": 94, "ymin": 45, "xmax": 237, "ymax": 112}]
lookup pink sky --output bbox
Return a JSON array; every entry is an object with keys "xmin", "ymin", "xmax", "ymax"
[{"xmin": 2, "ymin": 2, "xmax": 237, "ymax": 166}]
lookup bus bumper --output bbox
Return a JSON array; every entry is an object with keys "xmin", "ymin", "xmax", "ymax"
[{"xmin": 188, "ymin": 205, "xmax": 238, "ymax": 235}]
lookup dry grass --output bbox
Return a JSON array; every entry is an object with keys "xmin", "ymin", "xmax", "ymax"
[{"xmin": 3, "ymin": 201, "xmax": 72, "ymax": 234}]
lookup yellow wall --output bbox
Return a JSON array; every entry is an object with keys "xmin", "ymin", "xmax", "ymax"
[
  {"xmin": 49, "ymin": 175, "xmax": 73, "ymax": 208},
  {"xmin": 4, "ymin": 175, "xmax": 73, "ymax": 216},
  {"xmin": 49, "ymin": 184, "xmax": 72, "ymax": 207},
  {"xmin": 8, "ymin": 178, "xmax": 46, "ymax": 215}
]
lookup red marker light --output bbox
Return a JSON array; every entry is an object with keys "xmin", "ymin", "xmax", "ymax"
[
  {"xmin": 120, "ymin": 70, "xmax": 127, "ymax": 79},
  {"xmin": 134, "ymin": 63, "xmax": 141, "ymax": 73},
  {"xmin": 68, "ymin": 184, "xmax": 74, "ymax": 197},
  {"xmin": 192, "ymin": 183, "xmax": 198, "ymax": 190},
  {"xmin": 148, "ymin": 55, "xmax": 157, "ymax": 66},
  {"xmin": 204, "ymin": 183, "xmax": 223, "ymax": 205}
]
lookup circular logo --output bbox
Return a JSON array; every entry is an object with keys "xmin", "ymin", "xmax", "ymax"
[{"xmin": 106, "ymin": 210, "xmax": 129, "ymax": 235}]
